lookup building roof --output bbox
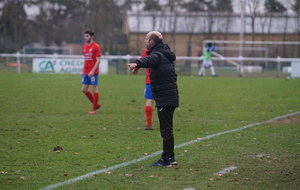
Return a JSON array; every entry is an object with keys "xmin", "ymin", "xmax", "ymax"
[{"xmin": 124, "ymin": 11, "xmax": 300, "ymax": 34}]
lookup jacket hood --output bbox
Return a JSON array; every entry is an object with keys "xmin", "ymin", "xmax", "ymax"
[{"xmin": 148, "ymin": 42, "xmax": 176, "ymax": 62}]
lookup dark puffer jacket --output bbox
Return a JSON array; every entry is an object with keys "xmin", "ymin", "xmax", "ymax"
[{"xmin": 134, "ymin": 42, "xmax": 179, "ymax": 108}]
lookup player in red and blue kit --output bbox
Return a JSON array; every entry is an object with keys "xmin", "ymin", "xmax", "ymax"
[
  {"xmin": 82, "ymin": 29, "xmax": 102, "ymax": 114},
  {"xmin": 133, "ymin": 49, "xmax": 154, "ymax": 130}
]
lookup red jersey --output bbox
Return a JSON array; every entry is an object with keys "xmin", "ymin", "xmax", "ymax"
[
  {"xmin": 141, "ymin": 49, "xmax": 150, "ymax": 84},
  {"xmin": 82, "ymin": 42, "xmax": 101, "ymax": 74}
]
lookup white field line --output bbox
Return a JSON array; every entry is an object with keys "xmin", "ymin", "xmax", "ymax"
[
  {"xmin": 40, "ymin": 111, "xmax": 300, "ymax": 190},
  {"xmin": 217, "ymin": 166, "xmax": 238, "ymax": 175}
]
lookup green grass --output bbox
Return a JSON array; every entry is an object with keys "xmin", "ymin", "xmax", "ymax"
[{"xmin": 0, "ymin": 73, "xmax": 299, "ymax": 190}]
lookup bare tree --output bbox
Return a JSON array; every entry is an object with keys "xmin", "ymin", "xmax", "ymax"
[
  {"xmin": 144, "ymin": 0, "xmax": 161, "ymax": 32},
  {"xmin": 260, "ymin": 0, "xmax": 287, "ymax": 42},
  {"xmin": 0, "ymin": 0, "xmax": 125, "ymax": 53},
  {"xmin": 0, "ymin": 0, "xmax": 32, "ymax": 52},
  {"xmin": 293, "ymin": 0, "xmax": 300, "ymax": 37},
  {"xmin": 214, "ymin": 0, "xmax": 234, "ymax": 57},
  {"xmin": 160, "ymin": 0, "xmax": 183, "ymax": 53},
  {"xmin": 246, "ymin": 0, "xmax": 261, "ymax": 41}
]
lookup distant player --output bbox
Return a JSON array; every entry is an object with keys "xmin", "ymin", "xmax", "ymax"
[
  {"xmin": 133, "ymin": 49, "xmax": 154, "ymax": 130},
  {"xmin": 198, "ymin": 43, "xmax": 217, "ymax": 77},
  {"xmin": 82, "ymin": 29, "xmax": 102, "ymax": 114}
]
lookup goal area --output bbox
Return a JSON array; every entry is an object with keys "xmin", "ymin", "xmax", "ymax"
[
  {"xmin": 174, "ymin": 40, "xmax": 300, "ymax": 77},
  {"xmin": 198, "ymin": 40, "xmax": 300, "ymax": 77}
]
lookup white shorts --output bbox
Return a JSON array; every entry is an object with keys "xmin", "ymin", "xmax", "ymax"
[{"xmin": 202, "ymin": 60, "xmax": 213, "ymax": 68}]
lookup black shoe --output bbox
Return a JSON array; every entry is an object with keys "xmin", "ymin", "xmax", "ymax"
[
  {"xmin": 144, "ymin": 126, "xmax": 153, "ymax": 130},
  {"xmin": 151, "ymin": 158, "xmax": 171, "ymax": 167},
  {"xmin": 212, "ymin": 74, "xmax": 218, "ymax": 77}
]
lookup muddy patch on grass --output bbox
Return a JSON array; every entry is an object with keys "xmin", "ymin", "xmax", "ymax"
[{"xmin": 267, "ymin": 115, "xmax": 300, "ymax": 124}]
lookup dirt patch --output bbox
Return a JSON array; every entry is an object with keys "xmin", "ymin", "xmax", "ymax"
[{"xmin": 268, "ymin": 115, "xmax": 300, "ymax": 124}]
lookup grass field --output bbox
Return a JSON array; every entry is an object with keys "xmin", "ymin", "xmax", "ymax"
[{"xmin": 0, "ymin": 73, "xmax": 299, "ymax": 190}]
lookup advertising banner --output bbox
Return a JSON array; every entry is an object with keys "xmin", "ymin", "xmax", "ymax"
[{"xmin": 32, "ymin": 58, "xmax": 108, "ymax": 74}]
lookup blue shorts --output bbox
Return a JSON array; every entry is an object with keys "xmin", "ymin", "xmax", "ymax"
[
  {"xmin": 82, "ymin": 74, "xmax": 99, "ymax": 85},
  {"xmin": 144, "ymin": 84, "xmax": 153, "ymax": 99}
]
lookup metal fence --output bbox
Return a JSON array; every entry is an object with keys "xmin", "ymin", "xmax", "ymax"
[{"xmin": 0, "ymin": 53, "xmax": 299, "ymax": 78}]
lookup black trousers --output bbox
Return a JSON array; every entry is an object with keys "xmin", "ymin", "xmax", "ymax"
[{"xmin": 157, "ymin": 106, "xmax": 176, "ymax": 162}]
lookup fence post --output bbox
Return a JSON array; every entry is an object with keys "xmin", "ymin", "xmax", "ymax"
[
  {"xmin": 126, "ymin": 54, "xmax": 131, "ymax": 74},
  {"xmin": 16, "ymin": 52, "xmax": 21, "ymax": 73},
  {"xmin": 277, "ymin": 56, "xmax": 281, "ymax": 78},
  {"xmin": 239, "ymin": 56, "xmax": 244, "ymax": 77}
]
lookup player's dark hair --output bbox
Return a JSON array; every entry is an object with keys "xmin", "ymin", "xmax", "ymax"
[
  {"xmin": 84, "ymin": 29, "xmax": 94, "ymax": 36},
  {"xmin": 207, "ymin": 43, "xmax": 212, "ymax": 47},
  {"xmin": 149, "ymin": 33, "xmax": 162, "ymax": 44}
]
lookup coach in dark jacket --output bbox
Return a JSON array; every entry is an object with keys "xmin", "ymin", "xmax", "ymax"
[{"xmin": 128, "ymin": 31, "xmax": 179, "ymax": 166}]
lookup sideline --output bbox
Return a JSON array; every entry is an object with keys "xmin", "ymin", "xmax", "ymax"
[{"xmin": 40, "ymin": 111, "xmax": 300, "ymax": 190}]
